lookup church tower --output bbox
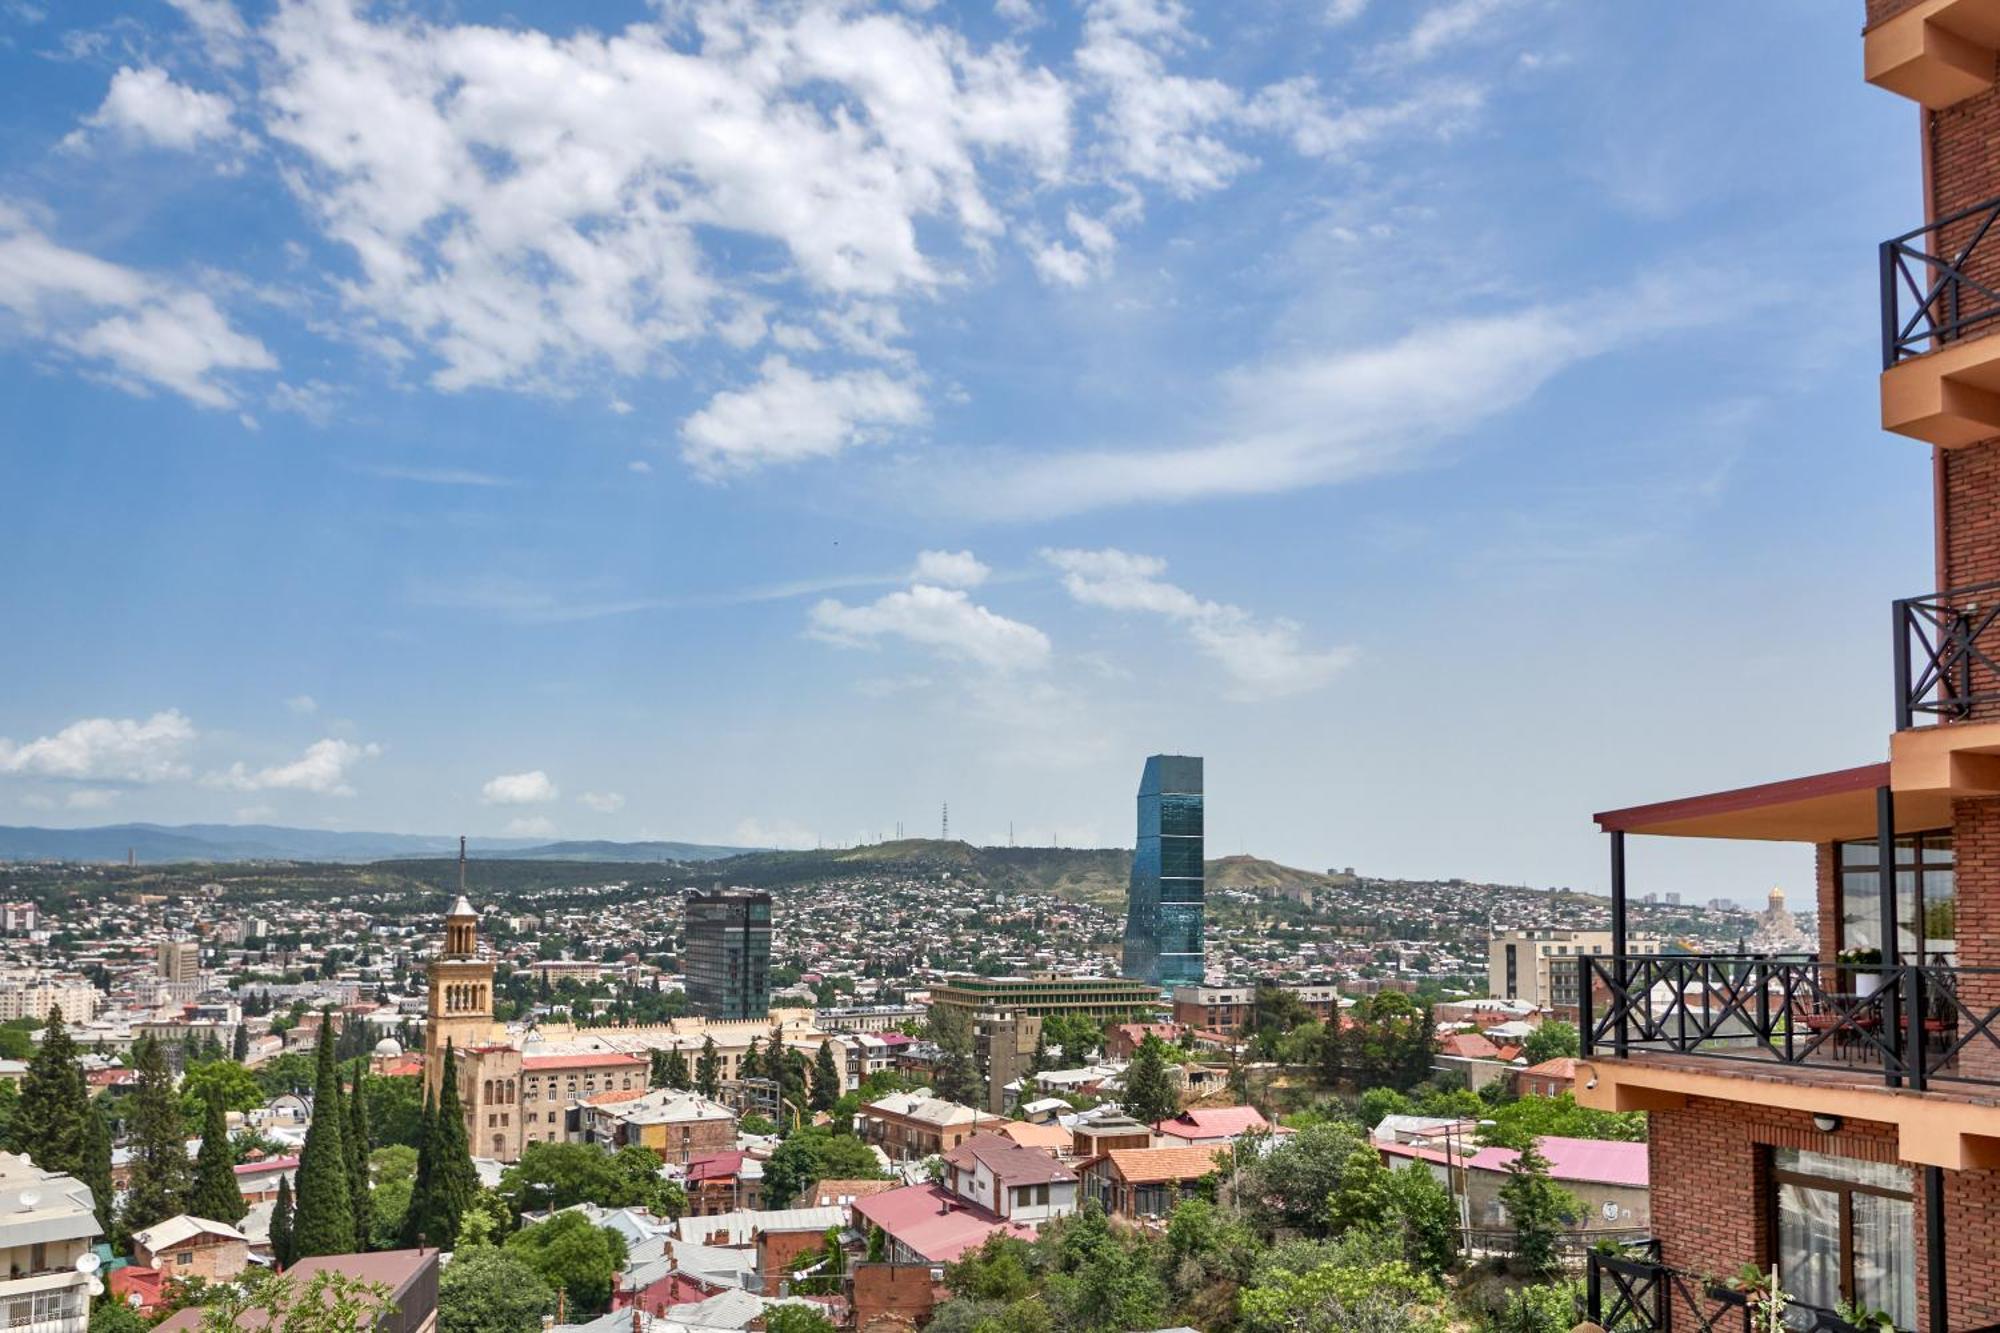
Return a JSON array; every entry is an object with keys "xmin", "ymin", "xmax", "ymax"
[{"xmin": 425, "ymin": 837, "xmax": 496, "ymax": 1098}]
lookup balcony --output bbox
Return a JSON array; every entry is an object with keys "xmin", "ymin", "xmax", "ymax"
[
  {"xmin": 1584, "ymin": 1244, "xmax": 1871, "ymax": 1333},
  {"xmin": 1880, "ymin": 195, "xmax": 2000, "ymax": 446},
  {"xmin": 1578, "ymin": 955, "xmax": 2000, "ymax": 1169},
  {"xmin": 1895, "ymin": 582, "xmax": 2000, "ymax": 729},
  {"xmin": 1865, "ymin": 0, "xmax": 2000, "ymax": 108}
]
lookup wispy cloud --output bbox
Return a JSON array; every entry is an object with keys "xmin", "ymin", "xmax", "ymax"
[{"xmin": 356, "ymin": 464, "xmax": 515, "ymax": 488}]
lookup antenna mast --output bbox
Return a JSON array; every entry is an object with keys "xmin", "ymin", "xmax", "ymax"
[
  {"xmin": 941, "ymin": 803, "xmax": 949, "ymax": 841},
  {"xmin": 458, "ymin": 835, "xmax": 466, "ymax": 895}
]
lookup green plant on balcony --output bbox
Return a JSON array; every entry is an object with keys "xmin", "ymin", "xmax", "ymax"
[
  {"xmin": 1725, "ymin": 1263, "xmax": 1793, "ymax": 1333},
  {"xmin": 1834, "ymin": 1298, "xmax": 1897, "ymax": 1332}
]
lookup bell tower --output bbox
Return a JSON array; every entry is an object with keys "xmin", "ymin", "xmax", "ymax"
[{"xmin": 425, "ymin": 836, "xmax": 495, "ymax": 1097}]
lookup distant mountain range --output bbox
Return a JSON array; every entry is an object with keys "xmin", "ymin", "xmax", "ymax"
[{"xmin": 0, "ymin": 823, "xmax": 751, "ymax": 865}]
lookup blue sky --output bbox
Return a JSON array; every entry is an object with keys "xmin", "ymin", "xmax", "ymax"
[{"xmin": 0, "ymin": 0, "xmax": 1932, "ymax": 901}]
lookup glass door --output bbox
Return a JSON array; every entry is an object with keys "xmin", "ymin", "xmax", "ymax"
[{"xmin": 1771, "ymin": 1148, "xmax": 1916, "ymax": 1329}]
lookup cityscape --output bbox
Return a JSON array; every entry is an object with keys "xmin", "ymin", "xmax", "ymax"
[{"xmin": 0, "ymin": 3, "xmax": 1989, "ymax": 1333}]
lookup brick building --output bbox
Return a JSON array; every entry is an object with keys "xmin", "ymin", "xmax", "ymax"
[
  {"xmin": 1577, "ymin": 10, "xmax": 2000, "ymax": 1327},
  {"xmin": 129, "ymin": 1216, "xmax": 251, "ymax": 1283}
]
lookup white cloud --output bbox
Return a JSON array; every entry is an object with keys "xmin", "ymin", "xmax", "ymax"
[
  {"xmin": 0, "ymin": 709, "xmax": 196, "ymax": 782},
  {"xmin": 67, "ymin": 66, "xmax": 239, "ymax": 152},
  {"xmin": 1044, "ymin": 548, "xmax": 1352, "ymax": 699},
  {"xmin": 811, "ymin": 584, "xmax": 1051, "ymax": 672},
  {"xmin": 206, "ymin": 737, "xmax": 382, "ymax": 795},
  {"xmin": 482, "ymin": 770, "xmax": 559, "ymax": 804},
  {"xmin": 358, "ymin": 464, "xmax": 514, "ymax": 487},
  {"xmin": 1326, "ymin": 0, "xmax": 1369, "ymax": 22},
  {"xmin": 733, "ymin": 816, "xmax": 818, "ymax": 850},
  {"xmin": 911, "ymin": 550, "xmax": 990, "ymax": 588},
  {"xmin": 285, "ymin": 694, "xmax": 318, "ymax": 715},
  {"xmin": 577, "ymin": 791, "xmax": 625, "ymax": 813},
  {"xmin": 680, "ymin": 357, "xmax": 925, "ymax": 477},
  {"xmin": 505, "ymin": 815, "xmax": 557, "ymax": 838},
  {"xmin": 0, "ymin": 204, "xmax": 275, "ymax": 408},
  {"xmin": 65, "ymin": 788, "xmax": 118, "ymax": 810},
  {"xmin": 1374, "ymin": 0, "xmax": 1521, "ymax": 67}
]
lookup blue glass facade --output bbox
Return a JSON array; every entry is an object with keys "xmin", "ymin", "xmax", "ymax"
[{"xmin": 1123, "ymin": 754, "xmax": 1204, "ymax": 987}]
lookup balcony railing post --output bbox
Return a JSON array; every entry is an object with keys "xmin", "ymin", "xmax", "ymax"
[
  {"xmin": 1895, "ymin": 597, "xmax": 1915, "ymax": 731},
  {"xmin": 1882, "ymin": 238, "xmax": 1900, "ymax": 370},
  {"xmin": 1585, "ymin": 1250, "xmax": 1602, "ymax": 1327},
  {"xmin": 1906, "ymin": 964, "xmax": 1927, "ymax": 1092},
  {"xmin": 1755, "ymin": 959, "xmax": 1771, "ymax": 1052},
  {"xmin": 1611, "ymin": 832, "xmax": 1628, "ymax": 1059},
  {"xmin": 1878, "ymin": 784, "xmax": 1903, "ymax": 1089},
  {"xmin": 1580, "ymin": 958, "xmax": 1595, "ymax": 1059}
]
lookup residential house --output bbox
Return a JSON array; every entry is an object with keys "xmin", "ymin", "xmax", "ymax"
[
  {"xmin": 0, "ymin": 1152, "xmax": 101, "ymax": 1333},
  {"xmin": 1514, "ymin": 1057, "xmax": 1577, "ymax": 1099},
  {"xmin": 130, "ymin": 1215, "xmax": 251, "ymax": 1283},
  {"xmin": 582, "ymin": 1086, "xmax": 736, "ymax": 1165},
  {"xmin": 938, "ymin": 1133, "xmax": 1078, "ymax": 1225},
  {"xmin": 1077, "ymin": 1147, "xmax": 1226, "ymax": 1219},
  {"xmin": 1150, "ymin": 1106, "xmax": 1275, "ymax": 1149},
  {"xmin": 155, "ymin": 1248, "xmax": 439, "ymax": 1333},
  {"xmin": 856, "ymin": 1092, "xmax": 990, "ymax": 1161}
]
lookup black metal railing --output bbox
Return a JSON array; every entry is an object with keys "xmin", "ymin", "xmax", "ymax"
[
  {"xmin": 1581, "ymin": 955, "xmax": 2000, "ymax": 1092},
  {"xmin": 1895, "ymin": 582, "xmax": 2000, "ymax": 729},
  {"xmin": 1585, "ymin": 1247, "xmax": 1866, "ymax": 1333},
  {"xmin": 1882, "ymin": 193, "xmax": 2000, "ymax": 368}
]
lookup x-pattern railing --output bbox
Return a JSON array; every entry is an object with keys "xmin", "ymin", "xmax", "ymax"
[
  {"xmin": 1882, "ymin": 193, "xmax": 2000, "ymax": 367},
  {"xmin": 1587, "ymin": 1249, "xmax": 1866, "ymax": 1333},
  {"xmin": 1895, "ymin": 582, "xmax": 2000, "ymax": 729}
]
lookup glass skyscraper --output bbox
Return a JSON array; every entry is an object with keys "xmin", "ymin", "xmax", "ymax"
[
  {"xmin": 1123, "ymin": 754, "xmax": 1204, "ymax": 987},
  {"xmin": 684, "ymin": 890, "xmax": 772, "ymax": 1020}
]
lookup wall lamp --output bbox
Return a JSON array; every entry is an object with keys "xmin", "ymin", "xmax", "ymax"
[
  {"xmin": 1812, "ymin": 1113, "xmax": 1842, "ymax": 1134},
  {"xmin": 1577, "ymin": 1062, "xmax": 1598, "ymax": 1092}
]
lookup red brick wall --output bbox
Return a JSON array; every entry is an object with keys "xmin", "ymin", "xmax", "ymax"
[
  {"xmin": 1651, "ymin": 1095, "xmax": 2000, "ymax": 1328},
  {"xmin": 851, "ymin": 1264, "xmax": 937, "ymax": 1333},
  {"xmin": 1816, "ymin": 843, "xmax": 1840, "ymax": 961},
  {"xmin": 758, "ymin": 1229, "xmax": 832, "ymax": 1296}
]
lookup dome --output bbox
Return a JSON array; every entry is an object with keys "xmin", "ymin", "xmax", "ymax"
[{"xmin": 372, "ymin": 1037, "xmax": 403, "ymax": 1058}]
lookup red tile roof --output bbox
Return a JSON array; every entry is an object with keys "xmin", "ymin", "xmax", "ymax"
[
  {"xmin": 852, "ymin": 1184, "xmax": 1035, "ymax": 1263},
  {"xmin": 1099, "ymin": 1147, "xmax": 1228, "ymax": 1184},
  {"xmin": 1439, "ymin": 1033, "xmax": 1501, "ymax": 1060}
]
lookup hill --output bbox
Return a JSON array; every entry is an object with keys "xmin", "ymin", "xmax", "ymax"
[{"xmin": 0, "ymin": 822, "xmax": 748, "ymax": 865}]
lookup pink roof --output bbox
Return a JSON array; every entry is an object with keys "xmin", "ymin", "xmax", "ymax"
[
  {"xmin": 852, "ymin": 1183, "xmax": 1035, "ymax": 1262},
  {"xmin": 877, "ymin": 1033, "xmax": 912, "ymax": 1048},
  {"xmin": 1467, "ymin": 1136, "xmax": 1648, "ymax": 1189},
  {"xmin": 1521, "ymin": 1058, "xmax": 1578, "ymax": 1079},
  {"xmin": 684, "ymin": 1151, "xmax": 746, "ymax": 1182},
  {"xmin": 1153, "ymin": 1106, "xmax": 1270, "ymax": 1141},
  {"xmin": 235, "ymin": 1157, "xmax": 298, "ymax": 1176},
  {"xmin": 1440, "ymin": 1033, "xmax": 1501, "ymax": 1059}
]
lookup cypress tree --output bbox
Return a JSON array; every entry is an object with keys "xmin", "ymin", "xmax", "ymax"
[
  {"xmin": 695, "ymin": 1037, "xmax": 720, "ymax": 1098},
  {"xmin": 121, "ymin": 1037, "xmax": 192, "ymax": 1235},
  {"xmin": 411, "ymin": 1043, "xmax": 477, "ymax": 1250},
  {"xmin": 811, "ymin": 1041, "xmax": 840, "ymax": 1112},
  {"xmin": 188, "ymin": 1086, "xmax": 247, "ymax": 1224},
  {"xmin": 12, "ymin": 1007, "xmax": 87, "ymax": 1174},
  {"xmin": 662, "ymin": 1048, "xmax": 690, "ymax": 1091},
  {"xmin": 291, "ymin": 1011, "xmax": 355, "ymax": 1257},
  {"xmin": 399, "ymin": 1086, "xmax": 436, "ymax": 1249},
  {"xmin": 270, "ymin": 1175, "xmax": 295, "ymax": 1268},
  {"xmin": 231, "ymin": 1024, "xmax": 250, "ymax": 1063},
  {"xmin": 346, "ymin": 1065, "xmax": 373, "ymax": 1251},
  {"xmin": 80, "ymin": 1103, "xmax": 113, "ymax": 1237}
]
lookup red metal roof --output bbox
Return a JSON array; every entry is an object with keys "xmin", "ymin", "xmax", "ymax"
[
  {"xmin": 851, "ymin": 1184, "xmax": 1035, "ymax": 1263},
  {"xmin": 1152, "ymin": 1106, "xmax": 1270, "ymax": 1140},
  {"xmin": 1467, "ymin": 1136, "xmax": 1648, "ymax": 1189}
]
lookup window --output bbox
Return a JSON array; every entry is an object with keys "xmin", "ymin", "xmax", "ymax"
[
  {"xmin": 177, "ymin": 1251, "xmax": 192, "ymax": 1266},
  {"xmin": 1838, "ymin": 832, "xmax": 1955, "ymax": 959},
  {"xmin": 1770, "ymin": 1148, "xmax": 1914, "ymax": 1329}
]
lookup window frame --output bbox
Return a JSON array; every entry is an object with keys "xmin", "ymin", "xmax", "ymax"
[{"xmin": 1767, "ymin": 1149, "xmax": 1914, "ymax": 1320}]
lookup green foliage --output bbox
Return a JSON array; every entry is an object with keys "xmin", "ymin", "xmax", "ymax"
[
  {"xmin": 762, "ymin": 1308, "xmax": 838, "ymax": 1333},
  {"xmin": 739, "ymin": 1113, "xmax": 779, "ymax": 1137},
  {"xmin": 1240, "ymin": 1252, "xmax": 1449, "ymax": 1333},
  {"xmin": 12, "ymin": 1007, "xmax": 87, "ymax": 1176},
  {"xmin": 81, "ymin": 1102, "xmax": 113, "ymax": 1235},
  {"xmin": 0, "ymin": 1020, "xmax": 33, "ymax": 1063},
  {"xmin": 1228, "ymin": 1121, "xmax": 1372, "ymax": 1239},
  {"xmin": 270, "ymin": 1175, "xmax": 295, "ymax": 1267},
  {"xmin": 368, "ymin": 1147, "xmax": 418, "ymax": 1250},
  {"xmin": 929, "ymin": 1005, "xmax": 980, "ymax": 1108},
  {"xmin": 189, "ymin": 1087, "xmax": 249, "ymax": 1225},
  {"xmin": 497, "ymin": 1141, "xmax": 681, "ymax": 1217},
  {"xmin": 1518, "ymin": 1022, "xmax": 1579, "ymax": 1067},
  {"xmin": 1123, "ymin": 1036, "xmax": 1178, "ymax": 1127},
  {"xmin": 406, "ymin": 1044, "xmax": 479, "ymax": 1250},
  {"xmin": 255, "ymin": 1051, "xmax": 319, "ymax": 1100},
  {"xmin": 363, "ymin": 1075, "xmax": 424, "ymax": 1149},
  {"xmin": 88, "ymin": 1300, "xmax": 151, "ymax": 1333},
  {"xmin": 437, "ymin": 1244, "xmax": 556, "ymax": 1333},
  {"xmin": 179, "ymin": 1060, "xmax": 266, "ymax": 1128},
  {"xmin": 695, "ymin": 1036, "xmax": 720, "ymax": 1098},
  {"xmin": 121, "ymin": 1037, "xmax": 192, "ymax": 1236},
  {"xmin": 290, "ymin": 1014, "xmax": 355, "ymax": 1258},
  {"xmin": 1496, "ymin": 1141, "xmax": 1578, "ymax": 1279},
  {"xmin": 1484, "ymin": 1280, "xmax": 1582, "ymax": 1333},
  {"xmin": 345, "ymin": 1067, "xmax": 374, "ymax": 1251},
  {"xmin": 811, "ymin": 1041, "xmax": 841, "ymax": 1113},
  {"xmin": 945, "ymin": 1233, "xmax": 1039, "ymax": 1304},
  {"xmin": 504, "ymin": 1212, "xmax": 629, "ymax": 1316},
  {"xmin": 1039, "ymin": 1014, "xmax": 1102, "ymax": 1065},
  {"xmin": 1382, "ymin": 1159, "xmax": 1458, "ymax": 1276},
  {"xmin": 1478, "ymin": 1093, "xmax": 1643, "ymax": 1150},
  {"xmin": 762, "ymin": 1125, "xmax": 885, "ymax": 1208},
  {"xmin": 198, "ymin": 1268, "xmax": 395, "ymax": 1333}
]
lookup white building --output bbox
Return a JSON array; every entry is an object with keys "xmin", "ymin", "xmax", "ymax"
[{"xmin": 0, "ymin": 1152, "xmax": 103, "ymax": 1333}]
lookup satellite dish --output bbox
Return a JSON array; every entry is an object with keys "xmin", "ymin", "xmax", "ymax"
[
  {"xmin": 75, "ymin": 1253, "xmax": 101, "ymax": 1275},
  {"xmin": 86, "ymin": 1279, "xmax": 103, "ymax": 1298},
  {"xmin": 16, "ymin": 1190, "xmax": 38, "ymax": 1210}
]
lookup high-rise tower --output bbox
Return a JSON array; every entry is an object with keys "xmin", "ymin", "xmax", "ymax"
[
  {"xmin": 1122, "ymin": 754, "xmax": 1204, "ymax": 988},
  {"xmin": 683, "ymin": 890, "xmax": 772, "ymax": 1020}
]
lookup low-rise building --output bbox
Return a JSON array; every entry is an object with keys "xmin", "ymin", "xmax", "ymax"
[
  {"xmin": 0, "ymin": 1152, "xmax": 101, "ymax": 1333},
  {"xmin": 130, "ymin": 1216, "xmax": 251, "ymax": 1283},
  {"xmin": 1077, "ymin": 1146, "xmax": 1225, "ymax": 1219},
  {"xmin": 1150, "ymin": 1106, "xmax": 1276, "ymax": 1149},
  {"xmin": 857, "ymin": 1091, "xmax": 993, "ymax": 1161},
  {"xmin": 581, "ymin": 1087, "xmax": 736, "ymax": 1165},
  {"xmin": 939, "ymin": 1133, "xmax": 1077, "ymax": 1225}
]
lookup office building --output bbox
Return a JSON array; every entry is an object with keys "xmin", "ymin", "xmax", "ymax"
[
  {"xmin": 928, "ymin": 973, "xmax": 1158, "ymax": 1026},
  {"xmin": 1487, "ymin": 928, "xmax": 1662, "ymax": 1012},
  {"xmin": 156, "ymin": 940, "xmax": 198, "ymax": 984},
  {"xmin": 1121, "ymin": 754, "xmax": 1204, "ymax": 988},
  {"xmin": 684, "ymin": 890, "xmax": 772, "ymax": 1021},
  {"xmin": 1579, "ymin": 12, "xmax": 2000, "ymax": 1328}
]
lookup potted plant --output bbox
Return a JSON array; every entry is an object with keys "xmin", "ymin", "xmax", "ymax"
[
  {"xmin": 1834, "ymin": 1298, "xmax": 1897, "ymax": 1331},
  {"xmin": 1837, "ymin": 948, "xmax": 1885, "ymax": 998},
  {"xmin": 1727, "ymin": 1263, "xmax": 1793, "ymax": 1333}
]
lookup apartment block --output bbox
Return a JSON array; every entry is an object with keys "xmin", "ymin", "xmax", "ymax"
[
  {"xmin": 1487, "ymin": 928, "xmax": 1662, "ymax": 1012},
  {"xmin": 0, "ymin": 1152, "xmax": 102, "ymax": 1333}
]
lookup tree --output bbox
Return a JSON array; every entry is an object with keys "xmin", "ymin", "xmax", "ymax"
[
  {"xmin": 291, "ymin": 1011, "xmax": 355, "ymax": 1258},
  {"xmin": 368, "ymin": 1147, "xmax": 418, "ymax": 1250},
  {"xmin": 81, "ymin": 1102, "xmax": 113, "ymax": 1236},
  {"xmin": 496, "ymin": 1141, "xmax": 680, "ymax": 1216},
  {"xmin": 199, "ymin": 1268, "xmax": 395, "ymax": 1333},
  {"xmin": 812, "ymin": 1041, "xmax": 841, "ymax": 1113},
  {"xmin": 180, "ymin": 1060, "xmax": 266, "ymax": 1127},
  {"xmin": 12, "ymin": 1007, "xmax": 87, "ymax": 1175},
  {"xmin": 364, "ymin": 1075, "xmax": 425, "ymax": 1149},
  {"xmin": 399, "ymin": 1087, "xmax": 435, "ymax": 1248},
  {"xmin": 1239, "ymin": 1253, "xmax": 1449, "ymax": 1333},
  {"xmin": 1382, "ymin": 1160, "xmax": 1458, "ymax": 1277},
  {"xmin": 1123, "ymin": 1036, "xmax": 1178, "ymax": 1126},
  {"xmin": 232, "ymin": 1024, "xmax": 251, "ymax": 1063},
  {"xmin": 346, "ymin": 1067, "xmax": 374, "ymax": 1251},
  {"xmin": 1479, "ymin": 1093, "xmax": 1643, "ymax": 1150},
  {"xmin": 762, "ymin": 1126, "xmax": 885, "ymax": 1208},
  {"xmin": 407, "ymin": 1044, "xmax": 480, "ymax": 1250},
  {"xmin": 437, "ymin": 1245, "xmax": 555, "ymax": 1333},
  {"xmin": 1231, "ymin": 1121, "xmax": 1371, "ymax": 1239},
  {"xmin": 929, "ymin": 1005, "xmax": 979, "ymax": 1107},
  {"xmin": 122, "ymin": 1037, "xmax": 192, "ymax": 1235},
  {"xmin": 1488, "ymin": 1281, "xmax": 1583, "ymax": 1333},
  {"xmin": 189, "ymin": 1087, "xmax": 248, "ymax": 1225},
  {"xmin": 695, "ymin": 1036, "xmax": 721, "ymax": 1098},
  {"xmin": 504, "ymin": 1213, "xmax": 628, "ymax": 1316},
  {"xmin": 1519, "ymin": 1021, "xmax": 1580, "ymax": 1068},
  {"xmin": 1497, "ymin": 1140, "xmax": 1578, "ymax": 1279},
  {"xmin": 270, "ymin": 1175, "xmax": 295, "ymax": 1267},
  {"xmin": 763, "ymin": 1308, "xmax": 837, "ymax": 1333}
]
